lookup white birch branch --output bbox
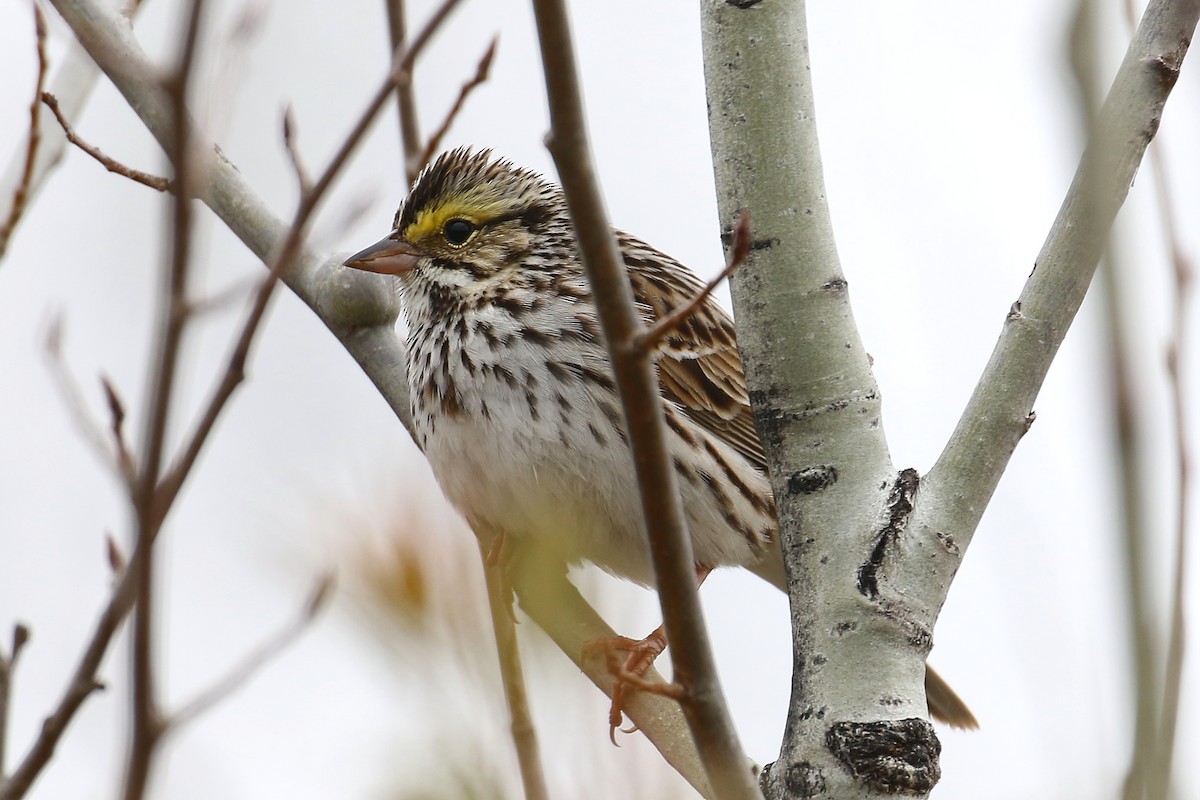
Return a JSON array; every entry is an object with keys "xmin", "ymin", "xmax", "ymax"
[{"xmin": 702, "ymin": 2, "xmax": 937, "ymax": 796}]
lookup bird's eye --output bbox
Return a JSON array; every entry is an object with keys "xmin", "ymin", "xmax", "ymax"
[{"xmin": 442, "ymin": 218, "xmax": 476, "ymax": 246}]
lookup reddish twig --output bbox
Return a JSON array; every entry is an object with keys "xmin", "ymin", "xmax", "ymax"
[
  {"xmin": 0, "ymin": 6, "xmax": 49, "ymax": 258},
  {"xmin": 635, "ymin": 210, "xmax": 750, "ymax": 352},
  {"xmin": 40, "ymin": 92, "xmax": 173, "ymax": 192},
  {"xmin": 417, "ymin": 36, "xmax": 498, "ymax": 171}
]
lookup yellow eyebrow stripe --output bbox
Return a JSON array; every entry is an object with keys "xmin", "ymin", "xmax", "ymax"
[{"xmin": 403, "ymin": 199, "xmax": 509, "ymax": 242}]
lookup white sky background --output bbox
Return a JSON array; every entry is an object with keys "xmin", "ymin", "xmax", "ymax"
[{"xmin": 1, "ymin": 0, "xmax": 1198, "ymax": 798}]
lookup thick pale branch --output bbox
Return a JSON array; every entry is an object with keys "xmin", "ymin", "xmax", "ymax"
[{"xmin": 531, "ymin": 2, "xmax": 758, "ymax": 798}]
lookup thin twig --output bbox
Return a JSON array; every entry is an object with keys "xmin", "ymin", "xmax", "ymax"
[
  {"xmin": 0, "ymin": 6, "xmax": 49, "ymax": 257},
  {"xmin": 530, "ymin": 2, "xmax": 758, "ymax": 798},
  {"xmin": 477, "ymin": 540, "xmax": 549, "ymax": 800},
  {"xmin": 168, "ymin": 575, "xmax": 334, "ymax": 731},
  {"xmin": 41, "ymin": 92, "xmax": 173, "ymax": 192},
  {"xmin": 634, "ymin": 210, "xmax": 749, "ymax": 352},
  {"xmin": 0, "ymin": 625, "xmax": 32, "ymax": 781},
  {"xmin": 416, "ymin": 36, "xmax": 497, "ymax": 170},
  {"xmin": 384, "ymin": 0, "xmax": 424, "ymax": 183}
]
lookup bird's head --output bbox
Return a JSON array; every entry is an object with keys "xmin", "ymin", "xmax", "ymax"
[{"xmin": 344, "ymin": 148, "xmax": 568, "ymax": 280}]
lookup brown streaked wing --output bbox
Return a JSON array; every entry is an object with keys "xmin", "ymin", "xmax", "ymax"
[{"xmin": 618, "ymin": 232, "xmax": 768, "ymax": 475}]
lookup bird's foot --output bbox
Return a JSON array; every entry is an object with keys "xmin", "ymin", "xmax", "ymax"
[{"xmin": 585, "ymin": 625, "xmax": 684, "ymax": 744}]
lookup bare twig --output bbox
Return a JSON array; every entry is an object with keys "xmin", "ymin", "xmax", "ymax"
[
  {"xmin": 416, "ymin": 37, "xmax": 497, "ymax": 170},
  {"xmin": 41, "ymin": 92, "xmax": 173, "ymax": 192},
  {"xmin": 530, "ymin": 2, "xmax": 757, "ymax": 798},
  {"xmin": 0, "ymin": 6, "xmax": 49, "ymax": 258},
  {"xmin": 0, "ymin": 625, "xmax": 32, "ymax": 780},
  {"xmin": 169, "ymin": 575, "xmax": 333, "ymax": 730},
  {"xmin": 477, "ymin": 540, "xmax": 549, "ymax": 800},
  {"xmin": 635, "ymin": 210, "xmax": 749, "ymax": 352}
]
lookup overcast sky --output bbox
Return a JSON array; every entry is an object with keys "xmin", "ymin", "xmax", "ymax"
[{"xmin": 2, "ymin": 1, "xmax": 1198, "ymax": 798}]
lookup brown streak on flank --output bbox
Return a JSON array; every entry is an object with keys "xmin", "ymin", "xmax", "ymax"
[
  {"xmin": 703, "ymin": 438, "xmax": 771, "ymax": 515},
  {"xmin": 663, "ymin": 410, "xmax": 698, "ymax": 448}
]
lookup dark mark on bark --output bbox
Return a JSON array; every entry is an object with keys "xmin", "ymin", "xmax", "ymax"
[
  {"xmin": 826, "ymin": 718, "xmax": 941, "ymax": 794},
  {"xmin": 858, "ymin": 469, "xmax": 919, "ymax": 599},
  {"xmin": 788, "ymin": 465, "xmax": 838, "ymax": 495},
  {"xmin": 935, "ymin": 531, "xmax": 959, "ymax": 556},
  {"xmin": 784, "ymin": 762, "xmax": 826, "ymax": 797}
]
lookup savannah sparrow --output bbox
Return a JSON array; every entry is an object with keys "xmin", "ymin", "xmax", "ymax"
[{"xmin": 345, "ymin": 148, "xmax": 976, "ymax": 729}]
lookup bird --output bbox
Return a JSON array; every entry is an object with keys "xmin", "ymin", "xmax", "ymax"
[{"xmin": 344, "ymin": 147, "xmax": 977, "ymax": 731}]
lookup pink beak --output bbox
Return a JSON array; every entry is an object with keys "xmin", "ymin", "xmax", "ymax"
[{"xmin": 344, "ymin": 234, "xmax": 421, "ymax": 275}]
